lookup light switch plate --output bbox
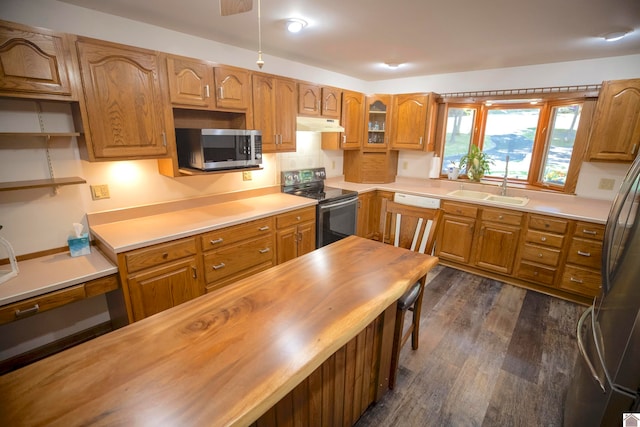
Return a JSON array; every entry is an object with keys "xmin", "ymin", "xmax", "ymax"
[
  {"xmin": 242, "ymin": 171, "xmax": 252, "ymax": 181},
  {"xmin": 598, "ymin": 178, "xmax": 615, "ymax": 191},
  {"xmin": 90, "ymin": 184, "xmax": 110, "ymax": 200}
]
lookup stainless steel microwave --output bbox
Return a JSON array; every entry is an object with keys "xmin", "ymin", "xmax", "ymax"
[{"xmin": 175, "ymin": 128, "xmax": 262, "ymax": 171}]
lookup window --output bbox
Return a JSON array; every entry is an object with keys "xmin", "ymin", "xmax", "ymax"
[{"xmin": 440, "ymin": 98, "xmax": 585, "ymax": 191}]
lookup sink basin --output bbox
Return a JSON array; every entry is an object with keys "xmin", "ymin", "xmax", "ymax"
[{"xmin": 446, "ymin": 189, "xmax": 529, "ymax": 207}]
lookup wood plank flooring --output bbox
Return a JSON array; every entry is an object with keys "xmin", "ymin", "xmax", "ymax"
[{"xmin": 355, "ymin": 266, "xmax": 584, "ymax": 427}]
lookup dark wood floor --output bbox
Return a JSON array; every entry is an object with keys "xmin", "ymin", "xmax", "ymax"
[{"xmin": 356, "ymin": 266, "xmax": 585, "ymax": 427}]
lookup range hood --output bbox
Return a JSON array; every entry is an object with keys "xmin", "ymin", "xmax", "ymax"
[{"xmin": 296, "ymin": 116, "xmax": 344, "ymax": 132}]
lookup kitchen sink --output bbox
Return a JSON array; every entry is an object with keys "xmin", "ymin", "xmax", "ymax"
[{"xmin": 446, "ymin": 189, "xmax": 529, "ymax": 206}]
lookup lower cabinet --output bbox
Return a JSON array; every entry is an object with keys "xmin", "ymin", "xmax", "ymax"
[
  {"xmin": 558, "ymin": 221, "xmax": 605, "ymax": 297},
  {"xmin": 357, "ymin": 190, "xmax": 394, "ymax": 241},
  {"xmin": 472, "ymin": 208, "xmax": 523, "ymax": 275},
  {"xmin": 437, "ymin": 201, "xmax": 477, "ymax": 264},
  {"xmin": 122, "ymin": 237, "xmax": 202, "ymax": 322},
  {"xmin": 276, "ymin": 207, "xmax": 316, "ymax": 264}
]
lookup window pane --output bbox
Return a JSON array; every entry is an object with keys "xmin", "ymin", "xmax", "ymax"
[
  {"xmin": 540, "ymin": 104, "xmax": 582, "ymax": 186},
  {"xmin": 483, "ymin": 108, "xmax": 540, "ymax": 179},
  {"xmin": 442, "ymin": 107, "xmax": 476, "ymax": 173}
]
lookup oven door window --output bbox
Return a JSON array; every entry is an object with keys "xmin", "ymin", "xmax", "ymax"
[
  {"xmin": 318, "ymin": 198, "xmax": 357, "ymax": 248},
  {"xmin": 202, "ymin": 135, "xmax": 251, "ymax": 162}
]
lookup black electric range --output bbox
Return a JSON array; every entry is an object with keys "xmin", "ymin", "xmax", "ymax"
[{"xmin": 281, "ymin": 168, "xmax": 358, "ymax": 204}]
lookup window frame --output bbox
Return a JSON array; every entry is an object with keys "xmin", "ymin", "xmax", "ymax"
[{"xmin": 437, "ymin": 94, "xmax": 596, "ymax": 194}]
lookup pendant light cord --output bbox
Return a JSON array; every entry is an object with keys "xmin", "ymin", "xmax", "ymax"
[{"xmin": 256, "ymin": 0, "xmax": 264, "ymax": 68}]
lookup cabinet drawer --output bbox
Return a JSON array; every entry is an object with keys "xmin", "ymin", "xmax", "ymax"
[
  {"xmin": 481, "ymin": 208, "xmax": 523, "ymax": 226},
  {"xmin": 203, "ymin": 236, "xmax": 274, "ymax": 284},
  {"xmin": 566, "ymin": 238, "xmax": 602, "ymax": 269},
  {"xmin": 200, "ymin": 217, "xmax": 274, "ymax": 250},
  {"xmin": 560, "ymin": 265, "xmax": 601, "ymax": 297},
  {"xmin": 276, "ymin": 207, "xmax": 316, "ymax": 229},
  {"xmin": 574, "ymin": 222, "xmax": 606, "ymax": 241},
  {"xmin": 528, "ymin": 215, "xmax": 568, "ymax": 234},
  {"xmin": 520, "ymin": 243, "xmax": 561, "ymax": 267},
  {"xmin": 441, "ymin": 201, "xmax": 477, "ymax": 218},
  {"xmin": 516, "ymin": 261, "xmax": 557, "ymax": 287},
  {"xmin": 524, "ymin": 229, "xmax": 565, "ymax": 249},
  {"xmin": 0, "ymin": 284, "xmax": 86, "ymax": 325},
  {"xmin": 125, "ymin": 237, "xmax": 197, "ymax": 273}
]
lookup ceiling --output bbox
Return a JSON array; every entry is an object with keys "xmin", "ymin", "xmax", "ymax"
[{"xmin": 59, "ymin": 0, "xmax": 640, "ymax": 81}]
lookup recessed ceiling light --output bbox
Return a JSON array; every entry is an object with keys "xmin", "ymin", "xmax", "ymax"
[
  {"xmin": 286, "ymin": 18, "xmax": 307, "ymax": 33},
  {"xmin": 602, "ymin": 30, "xmax": 631, "ymax": 42}
]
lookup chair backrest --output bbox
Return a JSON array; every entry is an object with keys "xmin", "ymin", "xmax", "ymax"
[{"xmin": 379, "ymin": 198, "xmax": 443, "ymax": 254}]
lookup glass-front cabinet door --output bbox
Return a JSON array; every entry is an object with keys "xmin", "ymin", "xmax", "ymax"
[{"xmin": 364, "ymin": 95, "xmax": 391, "ymax": 149}]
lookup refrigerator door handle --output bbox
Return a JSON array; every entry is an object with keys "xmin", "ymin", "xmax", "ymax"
[{"xmin": 577, "ymin": 306, "xmax": 607, "ymax": 393}]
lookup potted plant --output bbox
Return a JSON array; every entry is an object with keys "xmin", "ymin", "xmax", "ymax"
[{"xmin": 459, "ymin": 145, "xmax": 493, "ymax": 182}]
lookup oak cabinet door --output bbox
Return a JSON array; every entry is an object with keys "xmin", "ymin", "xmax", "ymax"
[
  {"xmin": 390, "ymin": 93, "xmax": 429, "ymax": 150},
  {"xmin": 341, "ymin": 90, "xmax": 365, "ymax": 149},
  {"xmin": 436, "ymin": 215, "xmax": 476, "ymax": 264},
  {"xmin": 76, "ymin": 38, "xmax": 170, "ymax": 160},
  {"xmin": 166, "ymin": 55, "xmax": 215, "ymax": 109},
  {"xmin": 214, "ymin": 65, "xmax": 251, "ymax": 110},
  {"xmin": 473, "ymin": 222, "xmax": 520, "ymax": 275},
  {"xmin": 253, "ymin": 74, "xmax": 296, "ymax": 152}
]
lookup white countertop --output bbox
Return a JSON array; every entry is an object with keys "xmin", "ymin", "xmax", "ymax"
[
  {"xmin": 0, "ymin": 249, "xmax": 118, "ymax": 306},
  {"xmin": 89, "ymin": 193, "xmax": 317, "ymax": 254},
  {"xmin": 325, "ymin": 176, "xmax": 613, "ymax": 224}
]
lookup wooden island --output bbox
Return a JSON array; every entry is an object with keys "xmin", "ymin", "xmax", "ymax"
[{"xmin": 0, "ymin": 236, "xmax": 438, "ymax": 426}]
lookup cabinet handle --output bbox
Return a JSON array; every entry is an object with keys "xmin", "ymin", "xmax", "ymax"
[
  {"xmin": 540, "ymin": 236, "xmax": 547, "ymax": 242},
  {"xmin": 498, "ymin": 215, "xmax": 504, "ymax": 220},
  {"xmin": 632, "ymin": 143, "xmax": 638, "ymax": 155},
  {"xmin": 258, "ymin": 226, "xmax": 270, "ymax": 231},
  {"xmin": 205, "ymin": 84, "xmax": 210, "ymax": 98},
  {"xmin": 192, "ymin": 266, "xmax": 197, "ymax": 279},
  {"xmin": 533, "ymin": 271, "xmax": 539, "ymax": 276},
  {"xmin": 544, "ymin": 223, "xmax": 550, "ymax": 228},
  {"xmin": 419, "ymin": 136, "xmax": 423, "ymax": 145},
  {"xmin": 259, "ymin": 248, "xmax": 271, "ymax": 253},
  {"xmin": 317, "ymin": 100, "xmax": 321, "ymax": 112},
  {"xmin": 162, "ymin": 252, "xmax": 169, "ymax": 259},
  {"xmin": 342, "ymin": 135, "xmax": 347, "ymax": 144},
  {"xmin": 212, "ymin": 262, "xmax": 226, "ymax": 270},
  {"xmin": 582, "ymin": 229, "xmax": 597, "ymax": 236},
  {"xmin": 577, "ymin": 250, "xmax": 591, "ymax": 257},
  {"xmin": 218, "ymin": 86, "xmax": 224, "ymax": 99},
  {"xmin": 296, "ymin": 216, "xmax": 301, "ymax": 221},
  {"xmin": 210, "ymin": 238, "xmax": 224, "ymax": 245},
  {"xmin": 537, "ymin": 253, "xmax": 543, "ymax": 258},
  {"xmin": 15, "ymin": 304, "xmax": 40, "ymax": 318},
  {"xmin": 161, "ymin": 131, "xmax": 167, "ymax": 147},
  {"xmin": 570, "ymin": 277, "xmax": 584, "ymax": 284}
]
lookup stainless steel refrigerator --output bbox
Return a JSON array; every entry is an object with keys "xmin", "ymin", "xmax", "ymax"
[{"xmin": 564, "ymin": 155, "xmax": 640, "ymax": 426}]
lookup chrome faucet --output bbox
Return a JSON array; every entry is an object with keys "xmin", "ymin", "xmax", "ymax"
[{"xmin": 500, "ymin": 155, "xmax": 509, "ymax": 196}]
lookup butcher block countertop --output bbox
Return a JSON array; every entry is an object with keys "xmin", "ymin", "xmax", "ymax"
[
  {"xmin": 89, "ymin": 192, "xmax": 316, "ymax": 254},
  {"xmin": 0, "ymin": 236, "xmax": 439, "ymax": 427}
]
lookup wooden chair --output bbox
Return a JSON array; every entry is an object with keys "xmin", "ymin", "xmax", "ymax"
[{"xmin": 379, "ymin": 198, "xmax": 442, "ymax": 389}]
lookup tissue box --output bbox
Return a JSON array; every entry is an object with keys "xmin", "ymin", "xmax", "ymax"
[{"xmin": 68, "ymin": 233, "xmax": 90, "ymax": 257}]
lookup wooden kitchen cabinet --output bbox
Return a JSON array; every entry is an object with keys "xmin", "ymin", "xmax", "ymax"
[
  {"xmin": 213, "ymin": 65, "xmax": 252, "ymax": 111},
  {"xmin": 390, "ymin": 92, "xmax": 437, "ymax": 151},
  {"xmin": 321, "ymin": 90, "xmax": 365, "ymax": 150},
  {"xmin": 0, "ymin": 20, "xmax": 79, "ymax": 101},
  {"xmin": 344, "ymin": 150, "xmax": 399, "ymax": 183},
  {"xmin": 356, "ymin": 191, "xmax": 375, "ymax": 239},
  {"xmin": 472, "ymin": 207, "xmax": 523, "ymax": 275},
  {"xmin": 120, "ymin": 237, "xmax": 203, "ymax": 322},
  {"xmin": 276, "ymin": 207, "xmax": 316, "ymax": 264},
  {"xmin": 297, "ymin": 83, "xmax": 341, "ymax": 118},
  {"xmin": 364, "ymin": 94, "xmax": 391, "ymax": 150},
  {"xmin": 436, "ymin": 201, "xmax": 477, "ymax": 264},
  {"xmin": 74, "ymin": 37, "xmax": 171, "ymax": 160},
  {"xmin": 588, "ymin": 79, "xmax": 640, "ymax": 162},
  {"xmin": 200, "ymin": 217, "xmax": 275, "ymax": 293},
  {"xmin": 252, "ymin": 73, "xmax": 297, "ymax": 152},
  {"xmin": 559, "ymin": 221, "xmax": 605, "ymax": 297},
  {"xmin": 165, "ymin": 54, "xmax": 215, "ymax": 109}
]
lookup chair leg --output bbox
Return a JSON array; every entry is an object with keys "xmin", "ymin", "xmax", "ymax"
[
  {"xmin": 411, "ymin": 276, "xmax": 426, "ymax": 350},
  {"xmin": 389, "ymin": 304, "xmax": 406, "ymax": 390}
]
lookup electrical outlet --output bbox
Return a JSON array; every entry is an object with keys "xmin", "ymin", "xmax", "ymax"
[
  {"xmin": 598, "ymin": 178, "xmax": 615, "ymax": 190},
  {"xmin": 90, "ymin": 184, "xmax": 110, "ymax": 200},
  {"xmin": 331, "ymin": 160, "xmax": 336, "ymax": 170},
  {"xmin": 242, "ymin": 171, "xmax": 252, "ymax": 181},
  {"xmin": 402, "ymin": 161, "xmax": 408, "ymax": 170}
]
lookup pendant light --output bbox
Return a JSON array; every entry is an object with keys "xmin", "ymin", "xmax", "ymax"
[{"xmin": 256, "ymin": 0, "xmax": 264, "ymax": 68}]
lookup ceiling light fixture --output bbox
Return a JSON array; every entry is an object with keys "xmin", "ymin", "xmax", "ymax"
[
  {"xmin": 256, "ymin": 0, "xmax": 264, "ymax": 69},
  {"xmin": 286, "ymin": 18, "xmax": 307, "ymax": 33},
  {"xmin": 384, "ymin": 62, "xmax": 402, "ymax": 69},
  {"xmin": 603, "ymin": 30, "xmax": 631, "ymax": 42}
]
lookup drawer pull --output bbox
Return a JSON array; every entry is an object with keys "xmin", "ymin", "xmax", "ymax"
[
  {"xmin": 538, "ymin": 253, "xmax": 543, "ymax": 258},
  {"xmin": 570, "ymin": 277, "xmax": 584, "ymax": 284},
  {"xmin": 582, "ymin": 229, "xmax": 597, "ymax": 236},
  {"xmin": 210, "ymin": 238, "xmax": 224, "ymax": 245},
  {"xmin": 296, "ymin": 216, "xmax": 301, "ymax": 221},
  {"xmin": 498, "ymin": 215, "xmax": 504, "ymax": 220},
  {"xmin": 533, "ymin": 271, "xmax": 539, "ymax": 276},
  {"xmin": 455, "ymin": 209, "xmax": 462, "ymax": 214},
  {"xmin": 540, "ymin": 237, "xmax": 547, "ymax": 242},
  {"xmin": 162, "ymin": 252, "xmax": 169, "ymax": 259},
  {"xmin": 192, "ymin": 266, "xmax": 197, "ymax": 279},
  {"xmin": 544, "ymin": 223, "xmax": 550, "ymax": 228},
  {"xmin": 212, "ymin": 262, "xmax": 226, "ymax": 270},
  {"xmin": 577, "ymin": 250, "xmax": 591, "ymax": 257},
  {"xmin": 259, "ymin": 248, "xmax": 271, "ymax": 254},
  {"xmin": 258, "ymin": 226, "xmax": 270, "ymax": 231},
  {"xmin": 15, "ymin": 304, "xmax": 40, "ymax": 318}
]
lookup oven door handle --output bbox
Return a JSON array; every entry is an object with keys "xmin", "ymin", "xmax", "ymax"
[{"xmin": 319, "ymin": 198, "xmax": 357, "ymax": 210}]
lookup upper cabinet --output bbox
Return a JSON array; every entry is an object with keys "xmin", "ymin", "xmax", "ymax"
[
  {"xmin": 166, "ymin": 54, "xmax": 215, "ymax": 109},
  {"xmin": 213, "ymin": 65, "xmax": 252, "ymax": 111},
  {"xmin": 390, "ymin": 93, "xmax": 437, "ymax": 151},
  {"xmin": 74, "ymin": 37, "xmax": 171, "ymax": 160},
  {"xmin": 0, "ymin": 20, "xmax": 78, "ymax": 101},
  {"xmin": 297, "ymin": 83, "xmax": 341, "ymax": 118},
  {"xmin": 588, "ymin": 79, "xmax": 640, "ymax": 162},
  {"xmin": 364, "ymin": 94, "xmax": 391, "ymax": 150},
  {"xmin": 340, "ymin": 90, "xmax": 365, "ymax": 149},
  {"xmin": 252, "ymin": 73, "xmax": 297, "ymax": 152}
]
